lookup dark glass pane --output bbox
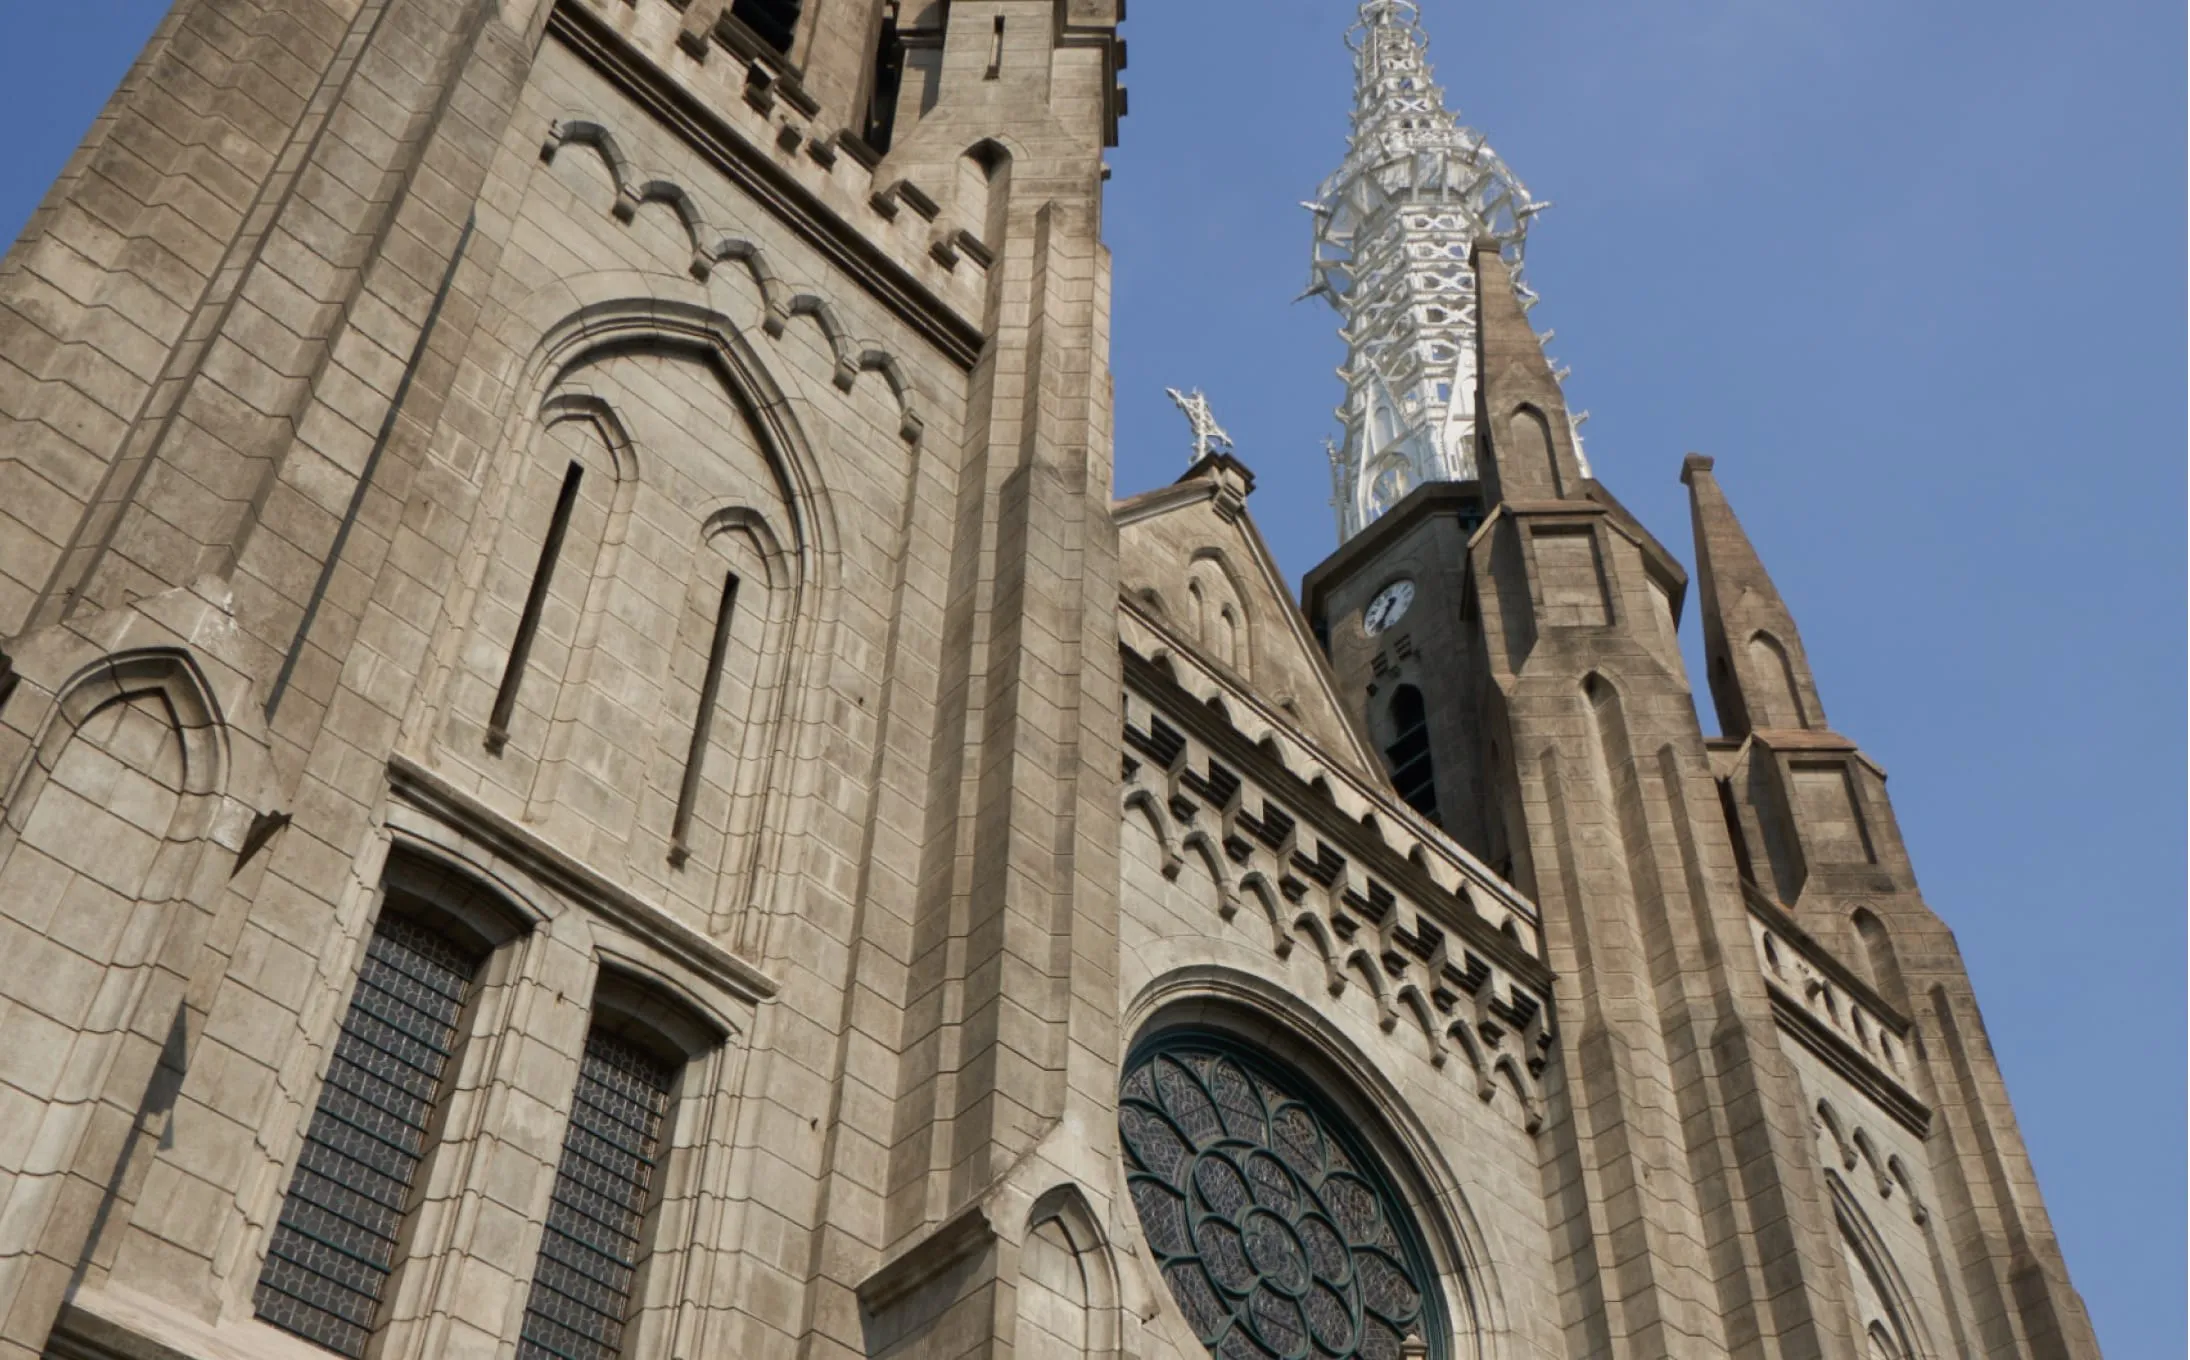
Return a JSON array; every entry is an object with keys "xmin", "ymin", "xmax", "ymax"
[
  {"xmin": 727, "ymin": 0, "xmax": 800, "ymax": 52},
  {"xmin": 515, "ymin": 1030, "xmax": 675, "ymax": 1360},
  {"xmin": 254, "ymin": 915, "xmax": 480, "ymax": 1357},
  {"xmin": 1119, "ymin": 1041, "xmax": 1441, "ymax": 1360}
]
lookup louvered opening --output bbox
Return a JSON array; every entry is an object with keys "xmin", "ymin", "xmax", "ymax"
[{"xmin": 1384, "ymin": 684, "xmax": 1440, "ymax": 824}]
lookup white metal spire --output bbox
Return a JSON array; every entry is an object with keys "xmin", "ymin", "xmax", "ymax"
[{"xmin": 1307, "ymin": 0, "xmax": 1576, "ymax": 542}]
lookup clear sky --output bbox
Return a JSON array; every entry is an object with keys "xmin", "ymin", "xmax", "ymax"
[{"xmin": 0, "ymin": 2, "xmax": 2180, "ymax": 1353}]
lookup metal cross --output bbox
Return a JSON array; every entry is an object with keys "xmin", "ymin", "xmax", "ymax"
[{"xmin": 1165, "ymin": 386, "xmax": 1235, "ymax": 464}]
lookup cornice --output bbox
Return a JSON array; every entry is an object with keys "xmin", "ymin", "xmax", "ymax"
[
  {"xmin": 1770, "ymin": 991, "xmax": 1933, "ymax": 1139},
  {"xmin": 549, "ymin": 0, "xmax": 986, "ymax": 369},
  {"xmin": 1743, "ymin": 880, "xmax": 1911, "ymax": 1035},
  {"xmin": 387, "ymin": 754, "xmax": 778, "ymax": 1006},
  {"xmin": 1120, "ymin": 645, "xmax": 1551, "ymax": 993}
]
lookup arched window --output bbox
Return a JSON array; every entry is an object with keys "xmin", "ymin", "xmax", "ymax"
[
  {"xmin": 1119, "ymin": 1038, "xmax": 1447, "ymax": 1360},
  {"xmin": 518, "ymin": 1029, "xmax": 677, "ymax": 1360},
  {"xmin": 254, "ymin": 911, "xmax": 489, "ymax": 1356},
  {"xmin": 518, "ymin": 976, "xmax": 721, "ymax": 1360},
  {"xmin": 1384, "ymin": 685, "xmax": 1440, "ymax": 824}
]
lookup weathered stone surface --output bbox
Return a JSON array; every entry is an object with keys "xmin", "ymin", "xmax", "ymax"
[{"xmin": 0, "ymin": 3, "xmax": 2089, "ymax": 1360}]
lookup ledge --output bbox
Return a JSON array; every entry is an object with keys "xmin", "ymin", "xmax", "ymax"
[
  {"xmin": 48, "ymin": 1288, "xmax": 328, "ymax": 1360},
  {"xmin": 1770, "ymin": 990, "xmax": 1933, "ymax": 1139},
  {"xmin": 857, "ymin": 1200, "xmax": 997, "ymax": 1314},
  {"xmin": 1121, "ymin": 645, "xmax": 1552, "ymax": 993},
  {"xmin": 387, "ymin": 754, "xmax": 777, "ymax": 1005},
  {"xmin": 1743, "ymin": 881, "xmax": 1910, "ymax": 1035}
]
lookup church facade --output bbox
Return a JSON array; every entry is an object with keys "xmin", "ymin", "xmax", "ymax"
[{"xmin": 0, "ymin": 1, "xmax": 2096, "ymax": 1359}]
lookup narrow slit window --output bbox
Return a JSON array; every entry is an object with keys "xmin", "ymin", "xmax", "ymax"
[
  {"xmin": 254, "ymin": 915, "xmax": 483, "ymax": 1357},
  {"xmin": 1384, "ymin": 684, "xmax": 1441, "ymax": 825},
  {"xmin": 517, "ymin": 1030, "xmax": 677, "ymax": 1360},
  {"xmin": 985, "ymin": 15, "xmax": 1004, "ymax": 79},
  {"xmin": 864, "ymin": 2, "xmax": 906, "ymax": 152},
  {"xmin": 488, "ymin": 461, "xmax": 584, "ymax": 753},
  {"xmin": 670, "ymin": 573, "xmax": 739, "ymax": 867}
]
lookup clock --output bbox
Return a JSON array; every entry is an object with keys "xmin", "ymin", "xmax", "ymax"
[{"xmin": 1364, "ymin": 579, "xmax": 1415, "ymax": 635}]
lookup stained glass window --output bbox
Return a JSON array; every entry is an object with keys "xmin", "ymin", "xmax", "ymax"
[
  {"xmin": 517, "ymin": 1029, "xmax": 677, "ymax": 1360},
  {"xmin": 255, "ymin": 914, "xmax": 482, "ymax": 1356},
  {"xmin": 1121, "ymin": 1040, "xmax": 1444, "ymax": 1360}
]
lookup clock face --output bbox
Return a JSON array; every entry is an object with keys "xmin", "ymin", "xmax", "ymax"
[{"xmin": 1364, "ymin": 579, "xmax": 1415, "ymax": 635}]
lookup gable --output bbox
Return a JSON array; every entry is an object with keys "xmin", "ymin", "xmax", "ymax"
[{"xmin": 1113, "ymin": 463, "xmax": 1383, "ymax": 783}]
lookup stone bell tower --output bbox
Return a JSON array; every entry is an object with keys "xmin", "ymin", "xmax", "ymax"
[{"xmin": 1303, "ymin": 4, "xmax": 2098, "ymax": 1358}]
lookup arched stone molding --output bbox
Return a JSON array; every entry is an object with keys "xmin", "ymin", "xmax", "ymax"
[
  {"xmin": 379, "ymin": 818, "xmax": 565, "ymax": 933},
  {"xmin": 416, "ymin": 284, "xmax": 848, "ymax": 951},
  {"xmin": 1828, "ymin": 1171, "xmax": 1937, "ymax": 1360},
  {"xmin": 1122, "ymin": 787, "xmax": 1182, "ymax": 882},
  {"xmin": 517, "ymin": 390, "xmax": 644, "ymax": 817},
  {"xmin": 0, "ymin": 646, "xmax": 243, "ymax": 1327},
  {"xmin": 1746, "ymin": 630, "xmax": 1809, "ymax": 729},
  {"xmin": 1016, "ymin": 1184, "xmax": 1122, "ymax": 1360},
  {"xmin": 1185, "ymin": 548, "xmax": 1255, "ymax": 680},
  {"xmin": 1121, "ymin": 966, "xmax": 1519, "ymax": 1360},
  {"xmin": 539, "ymin": 116, "xmax": 928, "ymax": 441},
  {"xmin": 0, "ymin": 646, "xmax": 229, "ymax": 846},
  {"xmin": 1816, "ymin": 1099, "xmax": 1858, "ymax": 1171},
  {"xmin": 668, "ymin": 506, "xmax": 804, "ymax": 910},
  {"xmin": 1235, "ymin": 872, "xmax": 1292, "ymax": 959},
  {"xmin": 1117, "ymin": 687, "xmax": 1552, "ymax": 1132},
  {"xmin": 1178, "ymin": 830, "xmax": 1237, "ymax": 921}
]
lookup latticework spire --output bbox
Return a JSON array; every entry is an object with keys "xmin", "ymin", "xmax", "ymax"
[{"xmin": 1307, "ymin": 1, "xmax": 1574, "ymax": 542}]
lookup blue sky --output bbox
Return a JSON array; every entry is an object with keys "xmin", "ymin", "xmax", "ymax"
[{"xmin": 1, "ymin": 1, "xmax": 2180, "ymax": 1353}]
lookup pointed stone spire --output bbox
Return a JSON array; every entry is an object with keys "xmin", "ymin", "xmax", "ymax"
[
  {"xmin": 1472, "ymin": 240, "xmax": 1587, "ymax": 506},
  {"xmin": 1682, "ymin": 453, "xmax": 1829, "ymax": 739}
]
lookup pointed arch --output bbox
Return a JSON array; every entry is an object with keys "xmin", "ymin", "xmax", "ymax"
[
  {"xmin": 0, "ymin": 648, "xmax": 235, "ymax": 1324},
  {"xmin": 955, "ymin": 139, "xmax": 1013, "ymax": 254},
  {"xmin": 1020, "ymin": 1185, "xmax": 1119, "ymax": 1360},
  {"xmin": 1816, "ymin": 1099, "xmax": 1857, "ymax": 1170},
  {"xmin": 1237, "ymin": 872, "xmax": 1292, "ymax": 958},
  {"xmin": 1443, "ymin": 1019, "xmax": 1494, "ymax": 1098},
  {"xmin": 1851, "ymin": 905, "xmax": 1908, "ymax": 1006},
  {"xmin": 1185, "ymin": 548, "xmax": 1254, "ymax": 679},
  {"xmin": 1342, "ymin": 947, "xmax": 1399, "ymax": 1032},
  {"xmin": 1491, "ymin": 1054, "xmax": 1544, "ymax": 1133},
  {"xmin": 1394, "ymin": 983, "xmax": 1445, "ymax": 1065},
  {"xmin": 1851, "ymin": 1128, "xmax": 1893, "ymax": 1196},
  {"xmin": 1828, "ymin": 1172, "xmax": 1935, "ymax": 1360},
  {"xmin": 1746, "ymin": 630, "xmax": 1808, "ymax": 729},
  {"xmin": 1123, "ymin": 788, "xmax": 1182, "ymax": 881},
  {"xmin": 1290, "ymin": 911, "xmax": 1346, "ymax": 996},
  {"xmin": 1180, "ymin": 830, "xmax": 1237, "ymax": 922}
]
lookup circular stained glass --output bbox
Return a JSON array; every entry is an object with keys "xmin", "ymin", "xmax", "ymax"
[{"xmin": 1120, "ymin": 1039, "xmax": 1444, "ymax": 1360}]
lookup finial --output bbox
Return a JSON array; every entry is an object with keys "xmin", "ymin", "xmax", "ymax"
[{"xmin": 1165, "ymin": 387, "xmax": 1235, "ymax": 465}]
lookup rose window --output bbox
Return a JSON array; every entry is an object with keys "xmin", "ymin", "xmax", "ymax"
[{"xmin": 1120, "ymin": 1041, "xmax": 1443, "ymax": 1360}]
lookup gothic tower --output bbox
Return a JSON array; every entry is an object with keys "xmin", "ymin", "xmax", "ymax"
[
  {"xmin": 1303, "ymin": 5, "xmax": 2098, "ymax": 1359},
  {"xmin": 0, "ymin": 1, "xmax": 2098, "ymax": 1359}
]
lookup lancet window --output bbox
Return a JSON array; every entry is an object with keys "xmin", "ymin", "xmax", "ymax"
[
  {"xmin": 1384, "ymin": 685, "xmax": 1440, "ymax": 824},
  {"xmin": 517, "ymin": 1029, "xmax": 679, "ymax": 1360},
  {"xmin": 254, "ymin": 914, "xmax": 484, "ymax": 1356}
]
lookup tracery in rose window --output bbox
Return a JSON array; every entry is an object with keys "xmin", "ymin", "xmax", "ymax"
[{"xmin": 1120, "ymin": 1040, "xmax": 1445, "ymax": 1360}]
